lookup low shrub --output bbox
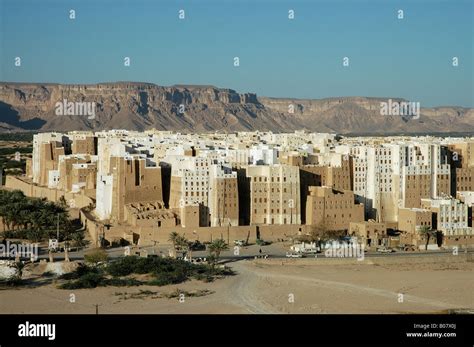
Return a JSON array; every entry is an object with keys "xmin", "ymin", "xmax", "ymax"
[
  {"xmin": 102, "ymin": 278, "xmax": 143, "ymax": 287},
  {"xmin": 148, "ymin": 271, "xmax": 188, "ymax": 286},
  {"xmin": 84, "ymin": 249, "xmax": 108, "ymax": 265},
  {"xmin": 58, "ymin": 256, "xmax": 235, "ymax": 289},
  {"xmin": 107, "ymin": 256, "xmax": 194, "ymax": 278},
  {"xmin": 59, "ymin": 264, "xmax": 99, "ymax": 280},
  {"xmin": 59, "ymin": 272, "xmax": 104, "ymax": 289},
  {"xmin": 0, "ymin": 277, "xmax": 23, "ymax": 287}
]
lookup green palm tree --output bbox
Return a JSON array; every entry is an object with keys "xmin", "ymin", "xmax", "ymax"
[
  {"xmin": 418, "ymin": 225, "xmax": 435, "ymax": 250},
  {"xmin": 0, "ymin": 190, "xmax": 73, "ymax": 243},
  {"xmin": 175, "ymin": 235, "xmax": 186, "ymax": 249},
  {"xmin": 71, "ymin": 231, "xmax": 86, "ymax": 251},
  {"xmin": 168, "ymin": 231, "xmax": 180, "ymax": 249},
  {"xmin": 208, "ymin": 239, "xmax": 228, "ymax": 266},
  {"xmin": 174, "ymin": 235, "xmax": 190, "ymax": 259}
]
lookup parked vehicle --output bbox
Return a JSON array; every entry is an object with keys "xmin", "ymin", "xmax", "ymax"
[
  {"xmin": 234, "ymin": 240, "xmax": 247, "ymax": 247},
  {"xmin": 51, "ymin": 241, "xmax": 71, "ymax": 253},
  {"xmin": 290, "ymin": 242, "xmax": 319, "ymax": 254},
  {"xmin": 48, "ymin": 239, "xmax": 59, "ymax": 252},
  {"xmin": 286, "ymin": 252, "xmax": 303, "ymax": 258},
  {"xmin": 301, "ymin": 248, "xmax": 318, "ymax": 254},
  {"xmin": 405, "ymin": 245, "xmax": 416, "ymax": 252},
  {"xmin": 189, "ymin": 240, "xmax": 206, "ymax": 251},
  {"xmin": 377, "ymin": 246, "xmax": 395, "ymax": 253},
  {"xmin": 184, "ymin": 257, "xmax": 207, "ymax": 264}
]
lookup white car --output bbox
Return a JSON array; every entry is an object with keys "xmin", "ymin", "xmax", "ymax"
[
  {"xmin": 234, "ymin": 240, "xmax": 246, "ymax": 246},
  {"xmin": 377, "ymin": 247, "xmax": 394, "ymax": 253},
  {"xmin": 190, "ymin": 257, "xmax": 206, "ymax": 264},
  {"xmin": 301, "ymin": 249, "xmax": 318, "ymax": 254},
  {"xmin": 286, "ymin": 252, "xmax": 303, "ymax": 258}
]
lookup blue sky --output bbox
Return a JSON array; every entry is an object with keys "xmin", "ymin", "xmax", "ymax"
[{"xmin": 1, "ymin": 0, "xmax": 473, "ymax": 107}]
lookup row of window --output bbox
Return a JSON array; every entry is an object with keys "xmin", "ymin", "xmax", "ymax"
[
  {"xmin": 253, "ymin": 188, "xmax": 293, "ymax": 193},
  {"xmin": 184, "ymin": 181, "xmax": 208, "ymax": 186},
  {"xmin": 457, "ymin": 177, "xmax": 473, "ymax": 182},
  {"xmin": 440, "ymin": 217, "xmax": 466, "ymax": 222},
  {"xmin": 182, "ymin": 199, "xmax": 237, "ymax": 208},
  {"xmin": 183, "ymin": 169, "xmax": 209, "ymax": 176},
  {"xmin": 252, "ymin": 176, "xmax": 293, "ymax": 182},
  {"xmin": 185, "ymin": 191, "xmax": 208, "ymax": 197},
  {"xmin": 254, "ymin": 208, "xmax": 290, "ymax": 214},
  {"xmin": 405, "ymin": 185, "xmax": 430, "ymax": 190},
  {"xmin": 314, "ymin": 201, "xmax": 355, "ymax": 208},
  {"xmin": 253, "ymin": 198, "xmax": 292, "ymax": 204},
  {"xmin": 311, "ymin": 213, "xmax": 353, "ymax": 219}
]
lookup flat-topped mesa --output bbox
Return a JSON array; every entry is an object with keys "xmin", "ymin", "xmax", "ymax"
[
  {"xmin": 0, "ymin": 82, "xmax": 260, "ymax": 106},
  {"xmin": 0, "ymin": 82, "xmax": 472, "ymax": 134},
  {"xmin": 168, "ymin": 85, "xmax": 259, "ymax": 105},
  {"xmin": 259, "ymin": 96, "xmax": 409, "ymax": 114}
]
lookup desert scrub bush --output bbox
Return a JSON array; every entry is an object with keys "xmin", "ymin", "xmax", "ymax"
[
  {"xmin": 148, "ymin": 271, "xmax": 188, "ymax": 286},
  {"xmin": 101, "ymin": 278, "xmax": 142, "ymax": 287},
  {"xmin": 59, "ymin": 272, "xmax": 104, "ymax": 289},
  {"xmin": 84, "ymin": 248, "xmax": 108, "ymax": 266},
  {"xmin": 107, "ymin": 256, "xmax": 151, "ymax": 276},
  {"xmin": 107, "ymin": 256, "xmax": 194, "ymax": 277},
  {"xmin": 0, "ymin": 277, "xmax": 23, "ymax": 287},
  {"xmin": 59, "ymin": 263, "xmax": 99, "ymax": 280},
  {"xmin": 59, "ymin": 270, "xmax": 142, "ymax": 289},
  {"xmin": 165, "ymin": 289, "xmax": 214, "ymax": 299},
  {"xmin": 59, "ymin": 256, "xmax": 235, "ymax": 289}
]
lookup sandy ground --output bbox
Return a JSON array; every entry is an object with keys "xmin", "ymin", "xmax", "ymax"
[{"xmin": 0, "ymin": 259, "xmax": 473, "ymax": 314}]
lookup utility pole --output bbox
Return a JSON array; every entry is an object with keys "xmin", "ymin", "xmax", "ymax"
[
  {"xmin": 56, "ymin": 213, "xmax": 60, "ymax": 240},
  {"xmin": 217, "ymin": 196, "xmax": 221, "ymax": 227},
  {"xmin": 223, "ymin": 178, "xmax": 227, "ymax": 228},
  {"xmin": 290, "ymin": 181, "xmax": 293, "ymax": 225}
]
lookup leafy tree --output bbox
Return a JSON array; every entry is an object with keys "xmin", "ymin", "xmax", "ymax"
[
  {"xmin": 309, "ymin": 220, "xmax": 344, "ymax": 243},
  {"xmin": 168, "ymin": 231, "xmax": 180, "ymax": 249},
  {"xmin": 418, "ymin": 225, "xmax": 435, "ymax": 250},
  {"xmin": 0, "ymin": 189, "xmax": 72, "ymax": 243},
  {"xmin": 208, "ymin": 239, "xmax": 228, "ymax": 266},
  {"xmin": 25, "ymin": 228, "xmax": 44, "ymax": 243},
  {"xmin": 71, "ymin": 231, "xmax": 86, "ymax": 251},
  {"xmin": 58, "ymin": 196, "xmax": 68, "ymax": 209},
  {"xmin": 175, "ymin": 235, "xmax": 188, "ymax": 251},
  {"xmin": 84, "ymin": 248, "xmax": 108, "ymax": 266}
]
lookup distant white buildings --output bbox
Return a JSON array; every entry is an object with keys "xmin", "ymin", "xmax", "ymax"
[
  {"xmin": 338, "ymin": 140, "xmax": 452, "ymax": 223},
  {"xmin": 422, "ymin": 197, "xmax": 472, "ymax": 236},
  {"xmin": 249, "ymin": 144, "xmax": 278, "ymax": 165}
]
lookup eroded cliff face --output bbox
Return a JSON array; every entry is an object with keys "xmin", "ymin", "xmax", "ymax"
[{"xmin": 0, "ymin": 82, "xmax": 472, "ymax": 134}]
